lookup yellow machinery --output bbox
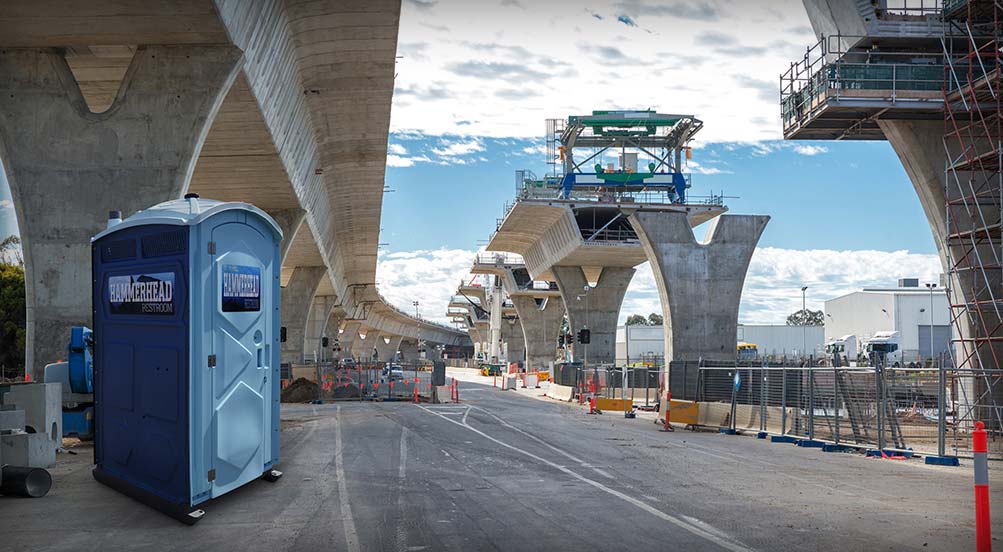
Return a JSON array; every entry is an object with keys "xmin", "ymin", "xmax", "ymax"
[{"xmin": 737, "ymin": 342, "xmax": 758, "ymax": 361}]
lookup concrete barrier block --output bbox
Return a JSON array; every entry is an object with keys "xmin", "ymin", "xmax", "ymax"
[
  {"xmin": 4, "ymin": 383, "xmax": 61, "ymax": 442},
  {"xmin": 545, "ymin": 384, "xmax": 574, "ymax": 402},
  {"xmin": 435, "ymin": 385, "xmax": 452, "ymax": 403},
  {"xmin": 0, "ymin": 432, "xmax": 56, "ymax": 468},
  {"xmin": 0, "ymin": 409, "xmax": 26, "ymax": 432}
]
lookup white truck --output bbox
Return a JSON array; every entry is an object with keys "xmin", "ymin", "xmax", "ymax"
[
  {"xmin": 824, "ymin": 335, "xmax": 857, "ymax": 366},
  {"xmin": 865, "ymin": 331, "xmax": 902, "ymax": 367}
]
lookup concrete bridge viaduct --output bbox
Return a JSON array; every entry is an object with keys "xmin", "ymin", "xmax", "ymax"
[{"xmin": 0, "ymin": 0, "xmax": 468, "ymax": 373}]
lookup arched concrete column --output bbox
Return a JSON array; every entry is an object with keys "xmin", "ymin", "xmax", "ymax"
[
  {"xmin": 280, "ymin": 266, "xmax": 326, "ymax": 364},
  {"xmin": 552, "ymin": 266, "xmax": 635, "ymax": 366},
  {"xmin": 268, "ymin": 208, "xmax": 306, "ymax": 264},
  {"xmin": 879, "ymin": 119, "xmax": 1002, "ymax": 427},
  {"xmin": 304, "ymin": 294, "xmax": 337, "ymax": 362},
  {"xmin": 0, "ymin": 45, "xmax": 242, "ymax": 371},
  {"xmin": 501, "ymin": 318, "xmax": 525, "ymax": 364},
  {"xmin": 398, "ymin": 339, "xmax": 420, "ymax": 364},
  {"xmin": 629, "ymin": 211, "xmax": 768, "ymax": 362},
  {"xmin": 373, "ymin": 332, "xmax": 400, "ymax": 363},
  {"xmin": 511, "ymin": 295, "xmax": 564, "ymax": 371},
  {"xmin": 339, "ymin": 320, "xmax": 363, "ymax": 359},
  {"xmin": 325, "ymin": 310, "xmax": 344, "ymax": 358},
  {"xmin": 878, "ymin": 120, "xmax": 1002, "ymax": 366}
]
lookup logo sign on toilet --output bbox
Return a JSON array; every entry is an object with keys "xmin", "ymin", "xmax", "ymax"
[
  {"xmin": 108, "ymin": 272, "xmax": 175, "ymax": 315},
  {"xmin": 222, "ymin": 264, "xmax": 261, "ymax": 312}
]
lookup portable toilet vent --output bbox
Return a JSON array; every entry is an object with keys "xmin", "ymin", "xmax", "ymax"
[{"xmin": 90, "ymin": 194, "xmax": 283, "ymax": 524}]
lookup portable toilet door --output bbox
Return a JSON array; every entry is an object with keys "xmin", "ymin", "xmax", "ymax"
[{"xmin": 206, "ymin": 214, "xmax": 276, "ymax": 498}]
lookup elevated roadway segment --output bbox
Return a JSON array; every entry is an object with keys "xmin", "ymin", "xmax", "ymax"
[
  {"xmin": 471, "ymin": 254, "xmax": 564, "ymax": 372},
  {"xmin": 0, "ymin": 0, "xmax": 468, "ymax": 372}
]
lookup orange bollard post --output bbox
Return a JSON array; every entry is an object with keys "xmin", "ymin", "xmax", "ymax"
[
  {"xmin": 455, "ymin": 381, "xmax": 459, "ymax": 402},
  {"xmin": 974, "ymin": 421, "xmax": 992, "ymax": 552},
  {"xmin": 660, "ymin": 387, "xmax": 674, "ymax": 432},
  {"xmin": 413, "ymin": 385, "xmax": 419, "ymax": 404}
]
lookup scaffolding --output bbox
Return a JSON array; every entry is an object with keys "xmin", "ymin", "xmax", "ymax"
[{"xmin": 942, "ymin": 0, "xmax": 1003, "ymax": 451}]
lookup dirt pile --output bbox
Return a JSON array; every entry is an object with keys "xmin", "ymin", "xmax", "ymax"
[{"xmin": 281, "ymin": 378, "xmax": 320, "ymax": 403}]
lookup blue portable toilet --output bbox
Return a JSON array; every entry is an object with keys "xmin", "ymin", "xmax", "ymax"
[{"xmin": 90, "ymin": 193, "xmax": 283, "ymax": 524}]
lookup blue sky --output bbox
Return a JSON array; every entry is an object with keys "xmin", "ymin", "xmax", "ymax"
[{"xmin": 381, "ymin": 135, "xmax": 935, "ymax": 255}]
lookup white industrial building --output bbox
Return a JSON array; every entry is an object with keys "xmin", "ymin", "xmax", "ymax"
[
  {"xmin": 823, "ymin": 279, "xmax": 950, "ymax": 363},
  {"xmin": 615, "ymin": 323, "xmax": 824, "ymax": 362}
]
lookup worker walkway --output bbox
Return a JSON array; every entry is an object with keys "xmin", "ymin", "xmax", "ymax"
[{"xmin": 2, "ymin": 380, "xmax": 995, "ymax": 551}]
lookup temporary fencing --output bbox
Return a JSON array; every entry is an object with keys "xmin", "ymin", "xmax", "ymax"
[
  {"xmin": 682, "ymin": 362, "xmax": 1002, "ymax": 460},
  {"xmin": 284, "ymin": 361, "xmax": 437, "ymax": 402}
]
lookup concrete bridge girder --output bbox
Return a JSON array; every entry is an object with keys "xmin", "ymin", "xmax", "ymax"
[
  {"xmin": 0, "ymin": 44, "xmax": 243, "ymax": 371},
  {"xmin": 472, "ymin": 262, "xmax": 563, "ymax": 371},
  {"xmin": 0, "ymin": 2, "xmax": 470, "ymax": 372},
  {"xmin": 630, "ymin": 212, "xmax": 769, "ymax": 363}
]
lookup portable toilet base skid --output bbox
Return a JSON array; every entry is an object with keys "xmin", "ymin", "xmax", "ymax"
[{"xmin": 91, "ymin": 195, "xmax": 283, "ymax": 524}]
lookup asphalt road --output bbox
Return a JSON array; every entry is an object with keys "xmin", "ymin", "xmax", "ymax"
[{"xmin": 2, "ymin": 378, "xmax": 998, "ymax": 551}]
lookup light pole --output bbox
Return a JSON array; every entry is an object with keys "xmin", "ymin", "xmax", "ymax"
[
  {"xmin": 801, "ymin": 286, "xmax": 808, "ymax": 361},
  {"xmin": 801, "ymin": 285, "xmax": 813, "ymax": 439},
  {"xmin": 412, "ymin": 300, "xmax": 420, "ymax": 318},
  {"xmin": 925, "ymin": 282, "xmax": 937, "ymax": 363},
  {"xmin": 576, "ymin": 285, "xmax": 590, "ymax": 369}
]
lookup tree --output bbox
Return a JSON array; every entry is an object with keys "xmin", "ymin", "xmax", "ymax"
[
  {"xmin": 0, "ymin": 235, "xmax": 26, "ymax": 378},
  {"xmin": 625, "ymin": 314, "xmax": 648, "ymax": 326},
  {"xmin": 787, "ymin": 308, "xmax": 824, "ymax": 326},
  {"xmin": 0, "ymin": 235, "xmax": 22, "ymax": 266},
  {"xmin": 647, "ymin": 313, "xmax": 663, "ymax": 326}
]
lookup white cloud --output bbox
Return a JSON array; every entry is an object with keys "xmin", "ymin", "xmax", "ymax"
[
  {"xmin": 388, "ymin": 143, "xmax": 408, "ymax": 155},
  {"xmin": 376, "ymin": 247, "xmax": 480, "ymax": 325},
  {"xmin": 0, "ymin": 199, "xmax": 12, "ymax": 211},
  {"xmin": 792, "ymin": 144, "xmax": 828, "ymax": 156},
  {"xmin": 621, "ymin": 247, "xmax": 941, "ymax": 325},
  {"xmin": 392, "ymin": 0, "xmax": 816, "ymax": 142},
  {"xmin": 521, "ymin": 144, "xmax": 547, "ymax": 156},
  {"xmin": 378, "ymin": 245, "xmax": 942, "ymax": 330},
  {"xmin": 686, "ymin": 161, "xmax": 731, "ymax": 175},
  {"xmin": 431, "ymin": 139, "xmax": 484, "ymax": 157},
  {"xmin": 386, "ymin": 154, "xmax": 431, "ymax": 167}
]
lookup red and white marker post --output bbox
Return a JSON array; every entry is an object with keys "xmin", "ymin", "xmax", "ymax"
[{"xmin": 974, "ymin": 421, "xmax": 992, "ymax": 552}]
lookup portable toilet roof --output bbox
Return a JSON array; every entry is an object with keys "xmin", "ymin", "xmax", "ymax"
[{"xmin": 93, "ymin": 196, "xmax": 282, "ymax": 242}]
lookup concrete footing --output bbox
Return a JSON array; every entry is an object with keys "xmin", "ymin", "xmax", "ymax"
[{"xmin": 629, "ymin": 211, "xmax": 768, "ymax": 362}]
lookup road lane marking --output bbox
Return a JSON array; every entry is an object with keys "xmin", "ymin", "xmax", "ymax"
[
  {"xmin": 416, "ymin": 404, "xmax": 752, "ymax": 552},
  {"xmin": 469, "ymin": 405, "xmax": 615, "ymax": 479},
  {"xmin": 396, "ymin": 426, "xmax": 409, "ymax": 551},
  {"xmin": 335, "ymin": 405, "xmax": 360, "ymax": 552}
]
